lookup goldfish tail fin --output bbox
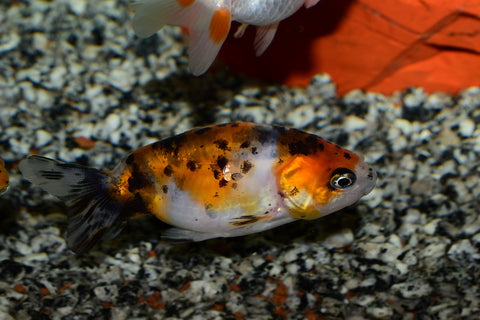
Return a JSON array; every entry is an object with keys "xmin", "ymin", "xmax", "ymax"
[
  {"xmin": 19, "ymin": 155, "xmax": 126, "ymax": 254},
  {"xmin": 131, "ymin": 0, "xmax": 232, "ymax": 75}
]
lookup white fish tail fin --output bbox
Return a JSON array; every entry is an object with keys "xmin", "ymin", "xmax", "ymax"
[
  {"xmin": 131, "ymin": 0, "xmax": 232, "ymax": 75},
  {"xmin": 304, "ymin": 0, "xmax": 321, "ymax": 8},
  {"xmin": 254, "ymin": 23, "xmax": 279, "ymax": 56},
  {"xmin": 19, "ymin": 156, "xmax": 126, "ymax": 254}
]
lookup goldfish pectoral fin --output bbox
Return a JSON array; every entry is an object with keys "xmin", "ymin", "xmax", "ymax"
[
  {"xmin": 162, "ymin": 228, "xmax": 218, "ymax": 242},
  {"xmin": 304, "ymin": 0, "xmax": 321, "ymax": 8},
  {"xmin": 19, "ymin": 155, "xmax": 126, "ymax": 254},
  {"xmin": 188, "ymin": 1, "xmax": 232, "ymax": 75},
  {"xmin": 254, "ymin": 23, "xmax": 279, "ymax": 57}
]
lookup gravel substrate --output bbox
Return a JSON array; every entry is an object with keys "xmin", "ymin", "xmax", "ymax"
[{"xmin": 1, "ymin": 1, "xmax": 480, "ymax": 319}]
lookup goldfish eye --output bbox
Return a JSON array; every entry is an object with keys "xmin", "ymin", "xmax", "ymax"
[{"xmin": 330, "ymin": 168, "xmax": 356, "ymax": 190}]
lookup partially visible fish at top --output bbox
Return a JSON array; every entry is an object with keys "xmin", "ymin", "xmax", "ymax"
[
  {"xmin": 19, "ymin": 123, "xmax": 376, "ymax": 254},
  {"xmin": 0, "ymin": 158, "xmax": 9, "ymax": 195},
  {"xmin": 130, "ymin": 0, "xmax": 321, "ymax": 75}
]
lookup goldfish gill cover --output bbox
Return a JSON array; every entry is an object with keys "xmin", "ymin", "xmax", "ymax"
[{"xmin": 0, "ymin": 0, "xmax": 479, "ymax": 319}]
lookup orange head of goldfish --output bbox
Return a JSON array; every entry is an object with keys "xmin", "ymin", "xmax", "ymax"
[{"xmin": 277, "ymin": 150, "xmax": 376, "ymax": 219}]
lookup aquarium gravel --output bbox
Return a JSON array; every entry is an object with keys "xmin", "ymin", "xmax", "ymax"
[{"xmin": 1, "ymin": 1, "xmax": 480, "ymax": 319}]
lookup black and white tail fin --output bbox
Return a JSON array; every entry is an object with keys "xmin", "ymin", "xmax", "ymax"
[{"xmin": 19, "ymin": 155, "xmax": 126, "ymax": 254}]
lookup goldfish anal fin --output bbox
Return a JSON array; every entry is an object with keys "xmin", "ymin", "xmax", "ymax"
[
  {"xmin": 19, "ymin": 156, "xmax": 126, "ymax": 254},
  {"xmin": 162, "ymin": 227, "xmax": 218, "ymax": 242},
  {"xmin": 254, "ymin": 23, "xmax": 279, "ymax": 57},
  {"xmin": 233, "ymin": 23, "xmax": 249, "ymax": 39},
  {"xmin": 304, "ymin": 0, "xmax": 321, "ymax": 8}
]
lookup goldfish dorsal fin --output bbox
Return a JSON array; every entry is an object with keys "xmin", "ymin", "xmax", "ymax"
[
  {"xmin": 254, "ymin": 23, "xmax": 279, "ymax": 57},
  {"xmin": 304, "ymin": 0, "xmax": 320, "ymax": 8}
]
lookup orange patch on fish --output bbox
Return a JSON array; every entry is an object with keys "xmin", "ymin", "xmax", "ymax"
[
  {"xmin": 176, "ymin": 0, "xmax": 195, "ymax": 8},
  {"xmin": 209, "ymin": 8, "xmax": 231, "ymax": 44},
  {"xmin": 0, "ymin": 158, "xmax": 9, "ymax": 195}
]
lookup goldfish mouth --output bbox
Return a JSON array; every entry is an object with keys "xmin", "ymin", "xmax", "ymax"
[{"xmin": 356, "ymin": 162, "xmax": 377, "ymax": 196}]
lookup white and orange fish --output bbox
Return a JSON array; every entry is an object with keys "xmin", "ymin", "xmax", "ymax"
[
  {"xmin": 0, "ymin": 158, "xmax": 8, "ymax": 195},
  {"xmin": 19, "ymin": 123, "xmax": 376, "ymax": 253},
  {"xmin": 131, "ymin": 0, "xmax": 321, "ymax": 75}
]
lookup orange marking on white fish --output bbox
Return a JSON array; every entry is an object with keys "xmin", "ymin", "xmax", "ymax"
[
  {"xmin": 176, "ymin": 0, "xmax": 195, "ymax": 8},
  {"xmin": 209, "ymin": 8, "xmax": 231, "ymax": 44},
  {"xmin": 19, "ymin": 123, "xmax": 376, "ymax": 253}
]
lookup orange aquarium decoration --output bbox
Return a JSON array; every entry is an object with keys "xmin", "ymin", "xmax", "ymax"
[{"xmin": 219, "ymin": 0, "xmax": 480, "ymax": 95}]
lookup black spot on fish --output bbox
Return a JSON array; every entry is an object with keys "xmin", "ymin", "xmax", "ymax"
[
  {"xmin": 217, "ymin": 156, "xmax": 228, "ymax": 170},
  {"xmin": 289, "ymin": 186, "xmax": 299, "ymax": 196},
  {"xmin": 164, "ymin": 165, "xmax": 173, "ymax": 177},
  {"xmin": 288, "ymin": 141, "xmax": 311, "ymax": 156},
  {"xmin": 154, "ymin": 135, "xmax": 186, "ymax": 157},
  {"xmin": 230, "ymin": 215, "xmax": 262, "ymax": 227},
  {"xmin": 231, "ymin": 173, "xmax": 243, "ymax": 181},
  {"xmin": 186, "ymin": 160, "xmax": 200, "ymax": 172},
  {"xmin": 128, "ymin": 172, "xmax": 150, "ymax": 192},
  {"xmin": 251, "ymin": 147, "xmax": 258, "ymax": 155},
  {"xmin": 161, "ymin": 185, "xmax": 168, "ymax": 194},
  {"xmin": 122, "ymin": 192, "xmax": 150, "ymax": 217},
  {"xmin": 241, "ymin": 160, "xmax": 253, "ymax": 174},
  {"xmin": 255, "ymin": 126, "xmax": 276, "ymax": 144},
  {"xmin": 240, "ymin": 141, "xmax": 250, "ymax": 149},
  {"xmin": 195, "ymin": 127, "xmax": 211, "ymax": 135},
  {"xmin": 214, "ymin": 139, "xmax": 230, "ymax": 151},
  {"xmin": 344, "ymin": 152, "xmax": 351, "ymax": 160},
  {"xmin": 126, "ymin": 154, "xmax": 135, "ymax": 165},
  {"xmin": 151, "ymin": 141, "xmax": 163, "ymax": 151},
  {"xmin": 219, "ymin": 179, "xmax": 228, "ymax": 188},
  {"xmin": 213, "ymin": 169, "xmax": 221, "ymax": 180},
  {"xmin": 230, "ymin": 123, "xmax": 239, "ymax": 128}
]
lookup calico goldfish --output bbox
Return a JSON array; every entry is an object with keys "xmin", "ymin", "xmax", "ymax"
[
  {"xmin": 0, "ymin": 158, "xmax": 8, "ymax": 195},
  {"xmin": 19, "ymin": 123, "xmax": 376, "ymax": 253},
  {"xmin": 131, "ymin": 0, "xmax": 321, "ymax": 75}
]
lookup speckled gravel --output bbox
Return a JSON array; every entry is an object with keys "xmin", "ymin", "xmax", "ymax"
[{"xmin": 1, "ymin": 1, "xmax": 480, "ymax": 319}]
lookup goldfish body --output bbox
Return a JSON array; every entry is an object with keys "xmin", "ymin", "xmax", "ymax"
[
  {"xmin": 0, "ymin": 158, "xmax": 8, "ymax": 195},
  {"xmin": 19, "ymin": 123, "xmax": 376, "ymax": 253},
  {"xmin": 131, "ymin": 0, "xmax": 321, "ymax": 75}
]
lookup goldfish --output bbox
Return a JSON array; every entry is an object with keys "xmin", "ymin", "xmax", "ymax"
[
  {"xmin": 0, "ymin": 158, "xmax": 8, "ymax": 195},
  {"xmin": 19, "ymin": 123, "xmax": 376, "ymax": 253},
  {"xmin": 131, "ymin": 0, "xmax": 321, "ymax": 75}
]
